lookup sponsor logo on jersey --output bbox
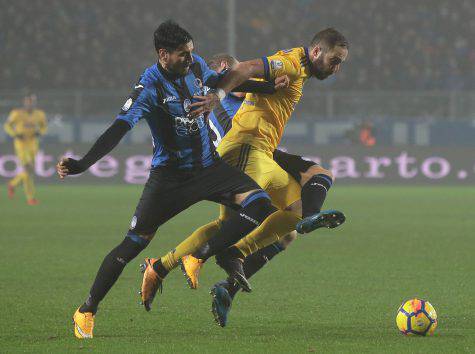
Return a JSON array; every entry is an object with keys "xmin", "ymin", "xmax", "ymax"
[
  {"xmin": 194, "ymin": 78, "xmax": 203, "ymax": 89},
  {"xmin": 174, "ymin": 116, "xmax": 205, "ymax": 136},
  {"xmin": 271, "ymin": 60, "xmax": 283, "ymax": 70},
  {"xmin": 244, "ymin": 100, "xmax": 255, "ymax": 106}
]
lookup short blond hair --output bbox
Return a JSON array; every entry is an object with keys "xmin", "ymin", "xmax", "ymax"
[{"xmin": 207, "ymin": 53, "xmax": 239, "ymax": 71}]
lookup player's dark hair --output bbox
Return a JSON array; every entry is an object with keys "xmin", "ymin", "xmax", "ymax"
[
  {"xmin": 154, "ymin": 20, "xmax": 193, "ymax": 52},
  {"xmin": 207, "ymin": 53, "xmax": 239, "ymax": 71},
  {"xmin": 310, "ymin": 28, "xmax": 348, "ymax": 51}
]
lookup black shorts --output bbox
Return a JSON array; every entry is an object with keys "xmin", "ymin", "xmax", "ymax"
[
  {"xmin": 272, "ymin": 149, "xmax": 317, "ymax": 183},
  {"xmin": 130, "ymin": 159, "xmax": 260, "ymax": 235}
]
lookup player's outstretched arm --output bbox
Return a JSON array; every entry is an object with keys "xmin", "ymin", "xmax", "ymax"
[
  {"xmin": 232, "ymin": 75, "xmax": 290, "ymax": 95},
  {"xmin": 56, "ymin": 119, "xmax": 130, "ymax": 179},
  {"xmin": 188, "ymin": 59, "xmax": 265, "ymax": 118}
]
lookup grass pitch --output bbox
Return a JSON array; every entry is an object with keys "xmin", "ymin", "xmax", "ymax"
[{"xmin": 1, "ymin": 185, "xmax": 474, "ymax": 353}]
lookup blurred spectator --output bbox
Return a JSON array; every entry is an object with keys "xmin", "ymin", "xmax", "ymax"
[
  {"xmin": 1, "ymin": 0, "xmax": 474, "ymax": 91},
  {"xmin": 359, "ymin": 121, "xmax": 376, "ymax": 147}
]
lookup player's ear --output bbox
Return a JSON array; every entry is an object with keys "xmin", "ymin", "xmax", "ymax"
[
  {"xmin": 158, "ymin": 48, "xmax": 169, "ymax": 62},
  {"xmin": 220, "ymin": 61, "xmax": 228, "ymax": 72},
  {"xmin": 313, "ymin": 45, "xmax": 323, "ymax": 60}
]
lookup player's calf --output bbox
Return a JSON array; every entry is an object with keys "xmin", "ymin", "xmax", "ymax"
[
  {"xmin": 182, "ymin": 190, "xmax": 276, "ymax": 290},
  {"xmin": 296, "ymin": 167, "xmax": 346, "ymax": 234},
  {"xmin": 77, "ymin": 231, "xmax": 151, "ymax": 316},
  {"xmin": 300, "ymin": 167, "xmax": 334, "ymax": 218},
  {"xmin": 192, "ymin": 190, "xmax": 276, "ymax": 260}
]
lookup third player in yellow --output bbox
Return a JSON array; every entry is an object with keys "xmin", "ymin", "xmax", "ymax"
[{"xmin": 4, "ymin": 94, "xmax": 47, "ymax": 205}]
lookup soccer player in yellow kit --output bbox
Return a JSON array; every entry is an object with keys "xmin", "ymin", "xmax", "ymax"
[
  {"xmin": 4, "ymin": 94, "xmax": 47, "ymax": 205},
  {"xmin": 140, "ymin": 28, "xmax": 348, "ymax": 307}
]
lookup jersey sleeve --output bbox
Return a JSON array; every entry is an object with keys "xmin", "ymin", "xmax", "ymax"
[
  {"xmin": 37, "ymin": 111, "xmax": 48, "ymax": 135},
  {"xmin": 116, "ymin": 84, "xmax": 156, "ymax": 129},
  {"xmin": 262, "ymin": 54, "xmax": 301, "ymax": 81},
  {"xmin": 4, "ymin": 110, "xmax": 18, "ymax": 137}
]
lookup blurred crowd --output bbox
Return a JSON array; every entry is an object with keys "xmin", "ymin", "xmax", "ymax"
[{"xmin": 1, "ymin": 0, "xmax": 474, "ymax": 91}]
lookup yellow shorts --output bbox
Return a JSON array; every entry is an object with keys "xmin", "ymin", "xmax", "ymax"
[
  {"xmin": 14, "ymin": 139, "xmax": 38, "ymax": 166},
  {"xmin": 217, "ymin": 140, "xmax": 301, "ymax": 210}
]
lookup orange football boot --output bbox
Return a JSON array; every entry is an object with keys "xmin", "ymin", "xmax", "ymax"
[
  {"xmin": 180, "ymin": 255, "xmax": 205, "ymax": 289},
  {"xmin": 140, "ymin": 258, "xmax": 163, "ymax": 311},
  {"xmin": 73, "ymin": 308, "xmax": 94, "ymax": 339}
]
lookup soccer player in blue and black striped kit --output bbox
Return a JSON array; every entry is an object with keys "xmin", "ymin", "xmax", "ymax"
[{"xmin": 56, "ymin": 21, "xmax": 285, "ymax": 339}]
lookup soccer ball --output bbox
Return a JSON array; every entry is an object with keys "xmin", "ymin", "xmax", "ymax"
[{"xmin": 396, "ymin": 298, "xmax": 438, "ymax": 336}]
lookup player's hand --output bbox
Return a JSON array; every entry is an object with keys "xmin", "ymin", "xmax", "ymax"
[
  {"xmin": 56, "ymin": 157, "xmax": 86, "ymax": 179},
  {"xmin": 274, "ymin": 75, "xmax": 290, "ymax": 90},
  {"xmin": 188, "ymin": 93, "xmax": 220, "ymax": 118}
]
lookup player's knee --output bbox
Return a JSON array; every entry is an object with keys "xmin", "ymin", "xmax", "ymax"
[
  {"xmin": 126, "ymin": 230, "xmax": 155, "ymax": 245},
  {"xmin": 23, "ymin": 164, "xmax": 34, "ymax": 174},
  {"xmin": 238, "ymin": 189, "xmax": 276, "ymax": 224},
  {"xmin": 234, "ymin": 188, "xmax": 262, "ymax": 205},
  {"xmin": 239, "ymin": 189, "xmax": 271, "ymax": 209},
  {"xmin": 301, "ymin": 165, "xmax": 334, "ymax": 186},
  {"xmin": 278, "ymin": 231, "xmax": 297, "ymax": 249}
]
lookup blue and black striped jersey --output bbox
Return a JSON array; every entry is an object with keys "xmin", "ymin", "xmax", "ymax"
[
  {"xmin": 116, "ymin": 54, "xmax": 224, "ymax": 169},
  {"xmin": 208, "ymin": 93, "xmax": 244, "ymax": 147}
]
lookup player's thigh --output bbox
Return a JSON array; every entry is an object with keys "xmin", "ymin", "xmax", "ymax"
[
  {"xmin": 219, "ymin": 204, "xmax": 236, "ymax": 222},
  {"xmin": 218, "ymin": 142, "xmax": 276, "ymax": 190},
  {"xmin": 273, "ymin": 149, "xmax": 317, "ymax": 185},
  {"xmin": 130, "ymin": 169, "xmax": 198, "ymax": 236},
  {"xmin": 14, "ymin": 141, "xmax": 29, "ymax": 165},
  {"xmin": 201, "ymin": 158, "xmax": 262, "ymax": 207},
  {"xmin": 266, "ymin": 162, "xmax": 302, "ymax": 211},
  {"xmin": 18, "ymin": 141, "xmax": 38, "ymax": 167}
]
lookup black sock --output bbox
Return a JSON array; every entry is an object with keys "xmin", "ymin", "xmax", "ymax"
[
  {"xmin": 301, "ymin": 174, "xmax": 333, "ymax": 218},
  {"xmin": 192, "ymin": 191, "xmax": 276, "ymax": 260},
  {"xmin": 227, "ymin": 242, "xmax": 285, "ymax": 298},
  {"xmin": 79, "ymin": 232, "xmax": 149, "ymax": 314}
]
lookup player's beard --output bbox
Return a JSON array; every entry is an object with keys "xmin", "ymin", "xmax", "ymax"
[
  {"xmin": 313, "ymin": 56, "xmax": 332, "ymax": 80},
  {"xmin": 172, "ymin": 61, "xmax": 191, "ymax": 77}
]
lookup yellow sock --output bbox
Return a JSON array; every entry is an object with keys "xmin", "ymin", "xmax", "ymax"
[
  {"xmin": 161, "ymin": 219, "xmax": 222, "ymax": 271},
  {"xmin": 234, "ymin": 210, "xmax": 301, "ymax": 257},
  {"xmin": 9, "ymin": 172, "xmax": 26, "ymax": 188},
  {"xmin": 160, "ymin": 205, "xmax": 234, "ymax": 271},
  {"xmin": 23, "ymin": 172, "xmax": 35, "ymax": 200}
]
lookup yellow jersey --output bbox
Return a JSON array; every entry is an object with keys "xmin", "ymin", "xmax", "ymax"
[
  {"xmin": 4, "ymin": 108, "xmax": 47, "ymax": 141},
  {"xmin": 222, "ymin": 47, "xmax": 311, "ymax": 152}
]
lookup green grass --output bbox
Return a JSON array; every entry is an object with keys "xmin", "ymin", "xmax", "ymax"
[{"xmin": 1, "ymin": 185, "xmax": 474, "ymax": 353}]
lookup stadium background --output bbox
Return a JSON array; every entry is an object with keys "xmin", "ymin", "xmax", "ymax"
[
  {"xmin": 1, "ymin": 0, "xmax": 475, "ymax": 184},
  {"xmin": 1, "ymin": 1, "xmax": 474, "ymax": 353}
]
